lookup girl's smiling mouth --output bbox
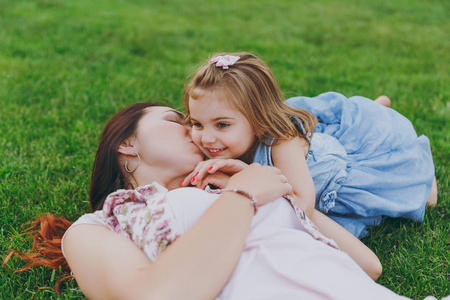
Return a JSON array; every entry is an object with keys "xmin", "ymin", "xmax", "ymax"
[{"xmin": 206, "ymin": 147, "xmax": 227, "ymax": 155}]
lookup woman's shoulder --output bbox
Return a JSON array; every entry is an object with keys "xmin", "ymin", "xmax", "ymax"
[
  {"xmin": 73, "ymin": 212, "xmax": 106, "ymax": 226},
  {"xmin": 63, "ymin": 183, "xmax": 175, "ymax": 261},
  {"xmin": 61, "ymin": 212, "xmax": 108, "ymax": 258}
]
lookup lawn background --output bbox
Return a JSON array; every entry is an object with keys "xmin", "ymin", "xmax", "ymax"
[{"xmin": 1, "ymin": 0, "xmax": 448, "ymax": 299}]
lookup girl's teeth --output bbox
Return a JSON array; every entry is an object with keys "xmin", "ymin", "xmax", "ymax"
[{"xmin": 209, "ymin": 148, "xmax": 225, "ymax": 153}]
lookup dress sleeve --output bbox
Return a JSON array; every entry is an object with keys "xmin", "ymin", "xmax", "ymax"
[
  {"xmin": 289, "ymin": 115, "xmax": 312, "ymax": 143},
  {"xmin": 99, "ymin": 183, "xmax": 181, "ymax": 261}
]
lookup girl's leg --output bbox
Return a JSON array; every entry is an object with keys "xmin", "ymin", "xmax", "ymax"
[
  {"xmin": 374, "ymin": 95, "xmax": 391, "ymax": 107},
  {"xmin": 427, "ymin": 177, "xmax": 438, "ymax": 206}
]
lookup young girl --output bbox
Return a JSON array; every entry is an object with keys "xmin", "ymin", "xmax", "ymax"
[{"xmin": 180, "ymin": 52, "xmax": 437, "ymax": 265}]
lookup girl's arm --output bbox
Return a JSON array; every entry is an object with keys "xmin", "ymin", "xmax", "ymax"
[
  {"xmin": 64, "ymin": 164, "xmax": 289, "ymax": 299},
  {"xmin": 271, "ymin": 136, "xmax": 315, "ymax": 217},
  {"xmin": 272, "ymin": 137, "xmax": 382, "ymax": 281},
  {"xmin": 310, "ymin": 210, "xmax": 382, "ymax": 280}
]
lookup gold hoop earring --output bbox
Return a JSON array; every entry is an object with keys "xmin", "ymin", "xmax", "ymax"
[{"xmin": 125, "ymin": 152, "xmax": 140, "ymax": 173}]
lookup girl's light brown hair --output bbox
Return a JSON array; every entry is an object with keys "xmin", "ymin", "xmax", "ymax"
[{"xmin": 184, "ymin": 52, "xmax": 317, "ymax": 148}]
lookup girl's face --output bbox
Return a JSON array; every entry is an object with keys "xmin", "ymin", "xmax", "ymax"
[
  {"xmin": 135, "ymin": 107, "xmax": 204, "ymax": 176},
  {"xmin": 188, "ymin": 89, "xmax": 256, "ymax": 160}
]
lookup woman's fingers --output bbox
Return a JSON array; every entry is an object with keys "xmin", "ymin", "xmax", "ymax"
[
  {"xmin": 197, "ymin": 172, "xmax": 231, "ymax": 190},
  {"xmin": 285, "ymin": 182, "xmax": 293, "ymax": 195},
  {"xmin": 278, "ymin": 175, "xmax": 293, "ymax": 195},
  {"xmin": 226, "ymin": 163, "xmax": 287, "ymax": 206}
]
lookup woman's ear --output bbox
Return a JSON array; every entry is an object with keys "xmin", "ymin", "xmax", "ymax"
[{"xmin": 118, "ymin": 140, "xmax": 138, "ymax": 156}]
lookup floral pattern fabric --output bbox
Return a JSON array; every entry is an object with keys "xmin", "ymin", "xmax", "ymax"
[
  {"xmin": 284, "ymin": 195, "xmax": 339, "ymax": 249},
  {"xmin": 96, "ymin": 182, "xmax": 180, "ymax": 261},
  {"xmin": 95, "ymin": 183, "xmax": 337, "ymax": 262}
]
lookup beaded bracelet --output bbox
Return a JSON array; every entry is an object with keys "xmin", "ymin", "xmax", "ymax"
[{"xmin": 221, "ymin": 189, "xmax": 259, "ymax": 215}]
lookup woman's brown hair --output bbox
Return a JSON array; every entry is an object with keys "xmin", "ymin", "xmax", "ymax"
[
  {"xmin": 3, "ymin": 102, "xmax": 165, "ymax": 293},
  {"xmin": 89, "ymin": 102, "xmax": 165, "ymax": 211},
  {"xmin": 184, "ymin": 52, "xmax": 317, "ymax": 150}
]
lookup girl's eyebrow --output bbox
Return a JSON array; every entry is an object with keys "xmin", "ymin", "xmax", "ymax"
[
  {"xmin": 212, "ymin": 117, "xmax": 235, "ymax": 121},
  {"xmin": 191, "ymin": 116, "xmax": 235, "ymax": 122}
]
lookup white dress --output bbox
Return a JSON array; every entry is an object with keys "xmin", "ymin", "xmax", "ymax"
[{"xmin": 63, "ymin": 183, "xmax": 420, "ymax": 300}]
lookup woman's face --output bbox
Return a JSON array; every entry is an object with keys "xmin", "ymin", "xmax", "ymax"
[{"xmin": 134, "ymin": 106, "xmax": 205, "ymax": 177}]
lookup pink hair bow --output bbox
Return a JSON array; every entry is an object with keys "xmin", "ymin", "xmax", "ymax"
[{"xmin": 208, "ymin": 55, "xmax": 240, "ymax": 69}]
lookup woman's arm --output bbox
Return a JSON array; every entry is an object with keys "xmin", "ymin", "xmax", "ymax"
[
  {"xmin": 272, "ymin": 137, "xmax": 382, "ymax": 280},
  {"xmin": 64, "ymin": 224, "xmax": 153, "ymax": 299},
  {"xmin": 64, "ymin": 164, "xmax": 289, "ymax": 299}
]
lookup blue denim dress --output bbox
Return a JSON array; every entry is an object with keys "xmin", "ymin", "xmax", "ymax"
[{"xmin": 253, "ymin": 92, "xmax": 435, "ymax": 238}]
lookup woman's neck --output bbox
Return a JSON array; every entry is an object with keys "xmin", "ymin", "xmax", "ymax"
[
  {"xmin": 165, "ymin": 176, "xmax": 185, "ymax": 191},
  {"xmin": 132, "ymin": 166, "xmax": 188, "ymax": 191}
]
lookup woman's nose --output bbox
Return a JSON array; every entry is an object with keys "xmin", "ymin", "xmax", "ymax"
[{"xmin": 184, "ymin": 124, "xmax": 192, "ymax": 135}]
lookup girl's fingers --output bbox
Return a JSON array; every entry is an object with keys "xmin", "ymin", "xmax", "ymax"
[
  {"xmin": 181, "ymin": 161, "xmax": 210, "ymax": 186},
  {"xmin": 180, "ymin": 170, "xmax": 197, "ymax": 186},
  {"xmin": 207, "ymin": 160, "xmax": 229, "ymax": 174},
  {"xmin": 186, "ymin": 159, "xmax": 251, "ymax": 186},
  {"xmin": 190, "ymin": 160, "xmax": 218, "ymax": 185}
]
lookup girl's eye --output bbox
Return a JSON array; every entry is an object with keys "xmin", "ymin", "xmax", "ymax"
[
  {"xmin": 169, "ymin": 118, "xmax": 182, "ymax": 124},
  {"xmin": 217, "ymin": 122, "xmax": 230, "ymax": 129}
]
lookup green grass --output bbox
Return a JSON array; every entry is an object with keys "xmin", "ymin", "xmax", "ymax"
[{"xmin": 1, "ymin": 0, "xmax": 449, "ymax": 298}]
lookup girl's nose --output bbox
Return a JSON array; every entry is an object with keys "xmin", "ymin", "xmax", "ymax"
[{"xmin": 201, "ymin": 130, "xmax": 216, "ymax": 144}]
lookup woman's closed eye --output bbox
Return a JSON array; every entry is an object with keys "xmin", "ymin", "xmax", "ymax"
[
  {"xmin": 166, "ymin": 111, "xmax": 186, "ymax": 125},
  {"xmin": 167, "ymin": 116, "xmax": 184, "ymax": 125}
]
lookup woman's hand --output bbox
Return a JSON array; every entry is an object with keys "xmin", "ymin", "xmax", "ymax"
[
  {"xmin": 180, "ymin": 159, "xmax": 249, "ymax": 187},
  {"xmin": 225, "ymin": 163, "xmax": 291, "ymax": 206}
]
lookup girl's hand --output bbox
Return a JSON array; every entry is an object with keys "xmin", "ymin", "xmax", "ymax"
[
  {"xmin": 180, "ymin": 159, "xmax": 249, "ymax": 187},
  {"xmin": 225, "ymin": 163, "xmax": 291, "ymax": 206},
  {"xmin": 195, "ymin": 171, "xmax": 231, "ymax": 190}
]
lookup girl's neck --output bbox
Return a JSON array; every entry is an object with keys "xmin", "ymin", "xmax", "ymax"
[{"xmin": 239, "ymin": 139, "xmax": 259, "ymax": 164}]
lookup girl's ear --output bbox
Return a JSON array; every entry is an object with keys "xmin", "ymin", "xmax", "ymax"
[{"xmin": 118, "ymin": 140, "xmax": 138, "ymax": 156}]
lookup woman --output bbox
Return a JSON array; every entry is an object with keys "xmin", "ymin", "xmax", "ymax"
[{"xmin": 7, "ymin": 102, "xmax": 440, "ymax": 299}]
